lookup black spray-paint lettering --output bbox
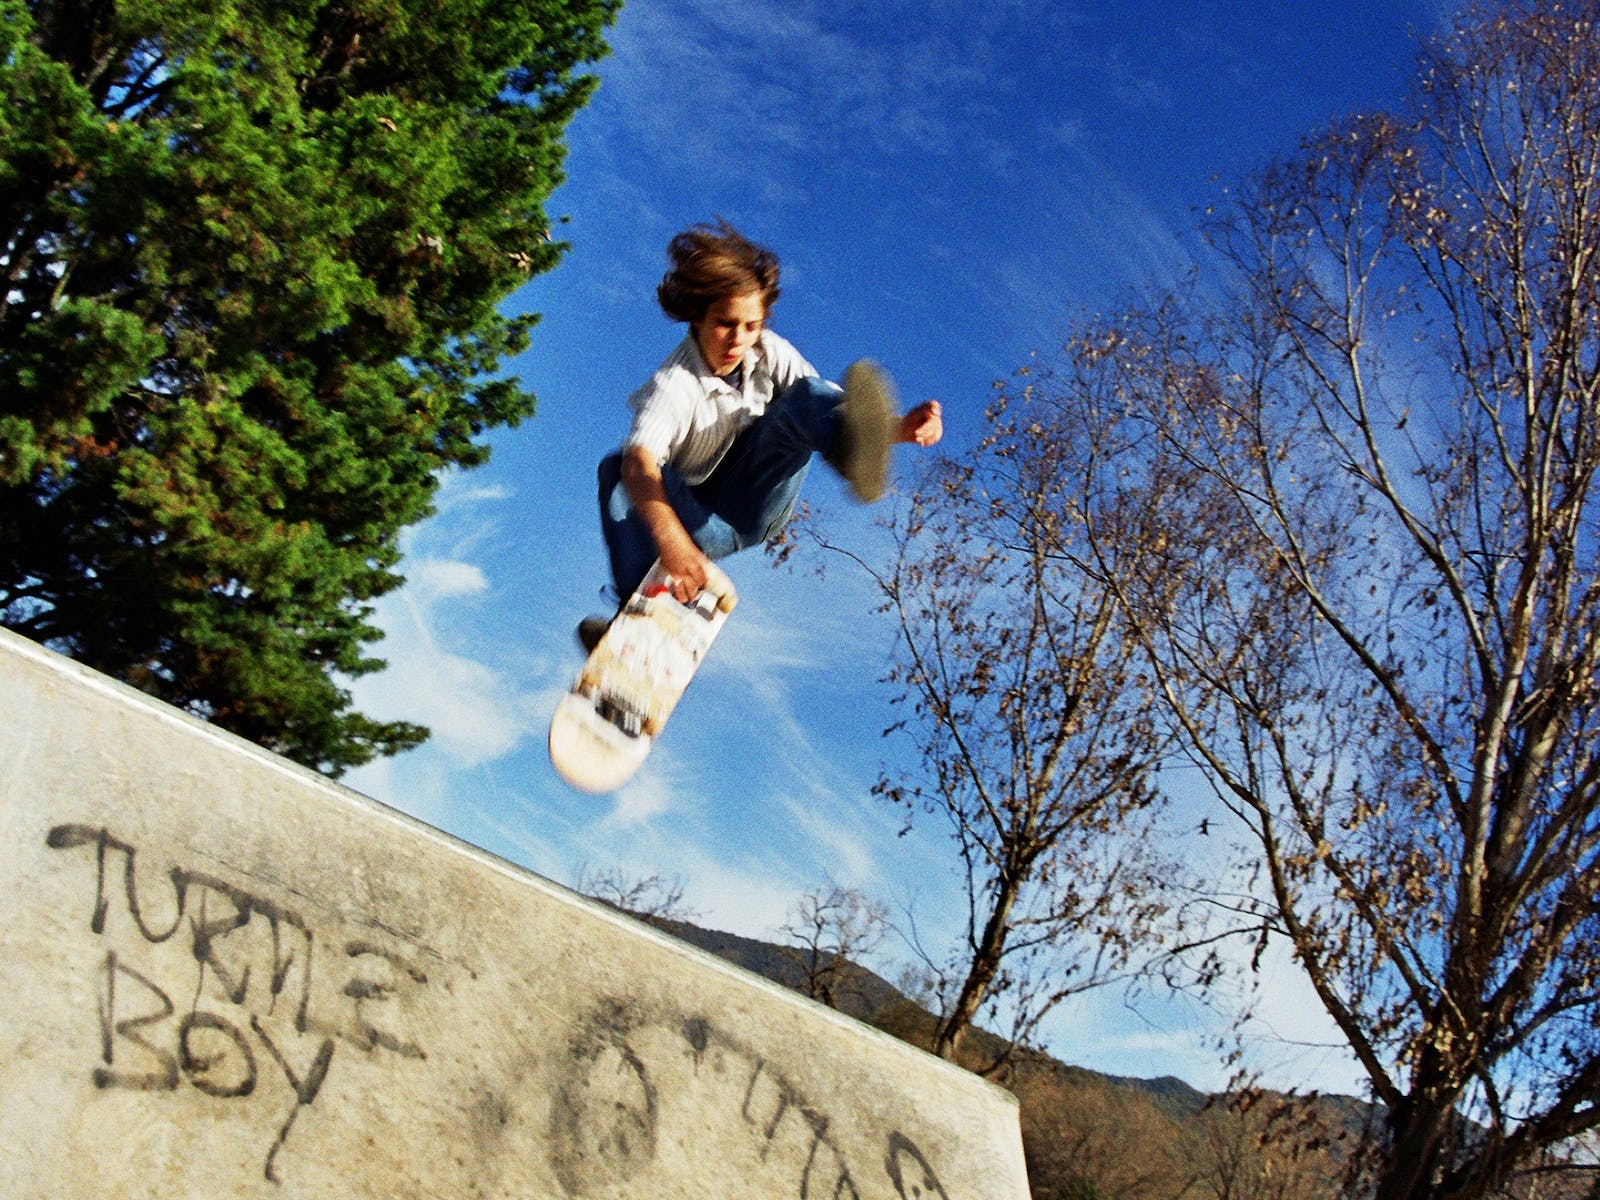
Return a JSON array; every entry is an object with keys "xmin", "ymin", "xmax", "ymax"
[
  {"xmin": 50, "ymin": 824, "xmax": 426, "ymax": 1186},
  {"xmin": 95, "ymin": 950, "xmax": 178, "ymax": 1091}
]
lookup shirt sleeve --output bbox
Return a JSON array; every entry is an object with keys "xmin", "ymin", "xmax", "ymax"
[
  {"xmin": 622, "ymin": 378, "xmax": 682, "ymax": 467},
  {"xmin": 621, "ymin": 341, "xmax": 697, "ymax": 467}
]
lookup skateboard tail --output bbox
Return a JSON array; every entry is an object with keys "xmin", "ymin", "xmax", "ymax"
[{"xmin": 548, "ymin": 692, "xmax": 652, "ymax": 794}]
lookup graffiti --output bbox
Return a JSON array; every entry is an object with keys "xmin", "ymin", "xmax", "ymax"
[
  {"xmin": 549, "ymin": 998, "xmax": 953, "ymax": 1200},
  {"xmin": 549, "ymin": 999, "xmax": 660, "ymax": 1194},
  {"xmin": 738, "ymin": 1053, "xmax": 860, "ymax": 1200},
  {"xmin": 47, "ymin": 824, "xmax": 430, "ymax": 1184},
  {"xmin": 42, "ymin": 824, "xmax": 972, "ymax": 1196},
  {"xmin": 886, "ymin": 1133, "xmax": 952, "ymax": 1200}
]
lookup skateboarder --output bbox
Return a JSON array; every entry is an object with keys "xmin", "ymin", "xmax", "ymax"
[{"xmin": 581, "ymin": 220, "xmax": 943, "ymax": 649}]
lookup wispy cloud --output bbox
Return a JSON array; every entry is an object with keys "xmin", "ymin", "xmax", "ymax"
[
  {"xmin": 606, "ymin": 754, "xmax": 684, "ymax": 826},
  {"xmin": 346, "ymin": 478, "xmax": 551, "ymax": 777},
  {"xmin": 585, "ymin": 0, "xmax": 1094, "ymax": 213},
  {"xmin": 368, "ymin": 603, "xmax": 532, "ymax": 765}
]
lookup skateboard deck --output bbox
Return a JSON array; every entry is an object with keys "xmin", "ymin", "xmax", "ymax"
[{"xmin": 549, "ymin": 559, "xmax": 738, "ymax": 793}]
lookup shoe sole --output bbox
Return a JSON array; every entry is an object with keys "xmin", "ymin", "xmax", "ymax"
[{"xmin": 838, "ymin": 360, "xmax": 898, "ymax": 503}]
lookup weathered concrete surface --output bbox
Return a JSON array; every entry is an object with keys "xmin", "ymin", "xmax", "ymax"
[{"xmin": 0, "ymin": 626, "xmax": 1029, "ymax": 1199}]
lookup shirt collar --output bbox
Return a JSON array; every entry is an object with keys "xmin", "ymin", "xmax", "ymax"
[{"xmin": 687, "ymin": 332, "xmax": 766, "ymax": 397}]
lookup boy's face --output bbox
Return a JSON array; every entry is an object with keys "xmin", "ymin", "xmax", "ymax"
[{"xmin": 693, "ymin": 291, "xmax": 766, "ymax": 376}]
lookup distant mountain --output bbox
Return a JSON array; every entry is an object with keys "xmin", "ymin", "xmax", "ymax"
[
  {"xmin": 641, "ymin": 913, "xmax": 907, "ymax": 1022},
  {"xmin": 1107, "ymin": 1073, "xmax": 1212, "ymax": 1120}
]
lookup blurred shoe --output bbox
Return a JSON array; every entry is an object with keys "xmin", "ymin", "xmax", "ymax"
[
  {"xmin": 577, "ymin": 615, "xmax": 611, "ymax": 653},
  {"xmin": 830, "ymin": 359, "xmax": 898, "ymax": 503}
]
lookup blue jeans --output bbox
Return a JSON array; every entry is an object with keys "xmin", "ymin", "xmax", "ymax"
[{"xmin": 598, "ymin": 375, "xmax": 845, "ymax": 596}]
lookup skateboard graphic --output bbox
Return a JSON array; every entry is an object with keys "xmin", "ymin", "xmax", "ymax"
[{"xmin": 549, "ymin": 559, "xmax": 738, "ymax": 793}]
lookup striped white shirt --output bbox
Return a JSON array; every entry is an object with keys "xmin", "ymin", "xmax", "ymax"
[{"xmin": 623, "ymin": 330, "xmax": 817, "ymax": 485}]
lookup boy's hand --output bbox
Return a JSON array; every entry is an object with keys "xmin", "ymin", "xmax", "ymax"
[
  {"xmin": 659, "ymin": 534, "xmax": 711, "ymax": 603},
  {"xmin": 899, "ymin": 400, "xmax": 943, "ymax": 447}
]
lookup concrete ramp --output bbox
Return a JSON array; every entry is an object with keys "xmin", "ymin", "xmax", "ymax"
[{"xmin": 0, "ymin": 627, "xmax": 1029, "ymax": 1198}]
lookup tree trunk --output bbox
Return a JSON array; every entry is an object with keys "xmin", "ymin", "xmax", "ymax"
[
  {"xmin": 934, "ymin": 866, "xmax": 1023, "ymax": 1062},
  {"xmin": 1374, "ymin": 1094, "xmax": 1458, "ymax": 1200}
]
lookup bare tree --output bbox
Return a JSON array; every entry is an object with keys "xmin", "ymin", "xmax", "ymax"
[
  {"xmin": 1187, "ymin": 1093, "xmax": 1353, "ymax": 1200},
  {"xmin": 776, "ymin": 884, "xmax": 891, "ymax": 1013},
  {"xmin": 1012, "ymin": 3, "xmax": 1600, "ymax": 1197},
  {"xmin": 1012, "ymin": 1064, "xmax": 1194, "ymax": 1200},
  {"xmin": 575, "ymin": 865, "xmax": 699, "ymax": 923},
  {"xmin": 818, "ymin": 380, "xmax": 1181, "ymax": 1070}
]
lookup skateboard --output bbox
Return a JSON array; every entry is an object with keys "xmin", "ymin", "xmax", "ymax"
[{"xmin": 549, "ymin": 559, "xmax": 738, "ymax": 793}]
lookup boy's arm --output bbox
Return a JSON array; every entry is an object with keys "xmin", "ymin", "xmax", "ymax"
[{"xmin": 619, "ymin": 447, "xmax": 710, "ymax": 602}]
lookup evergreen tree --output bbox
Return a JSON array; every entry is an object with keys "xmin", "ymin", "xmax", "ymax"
[{"xmin": 1, "ymin": 0, "xmax": 616, "ymax": 773}]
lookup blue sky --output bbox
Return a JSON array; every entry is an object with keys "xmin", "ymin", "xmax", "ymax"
[{"xmin": 344, "ymin": 0, "xmax": 1447, "ymax": 1094}]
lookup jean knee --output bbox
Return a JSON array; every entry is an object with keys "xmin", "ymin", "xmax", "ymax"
[
  {"xmin": 751, "ymin": 376, "xmax": 843, "ymax": 460},
  {"xmin": 774, "ymin": 376, "xmax": 842, "ymax": 421}
]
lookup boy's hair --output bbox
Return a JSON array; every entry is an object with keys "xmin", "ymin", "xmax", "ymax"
[{"xmin": 656, "ymin": 220, "xmax": 781, "ymax": 323}]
